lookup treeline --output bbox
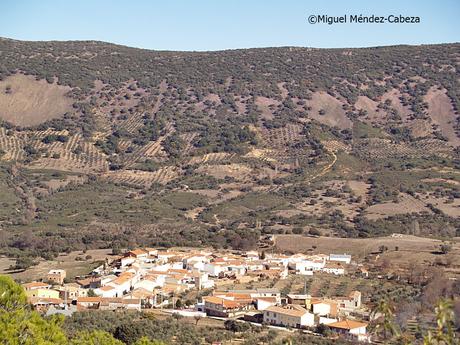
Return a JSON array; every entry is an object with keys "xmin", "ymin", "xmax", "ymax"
[{"xmin": 0, "ymin": 39, "xmax": 458, "ymax": 110}]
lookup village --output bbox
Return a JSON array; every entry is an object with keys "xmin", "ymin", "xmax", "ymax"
[{"xmin": 20, "ymin": 246, "xmax": 376, "ymax": 343}]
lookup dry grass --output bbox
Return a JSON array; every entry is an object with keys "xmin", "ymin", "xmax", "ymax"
[
  {"xmin": 255, "ymin": 96, "xmax": 279, "ymax": 120},
  {"xmin": 426, "ymin": 87, "xmax": 460, "ymax": 146},
  {"xmin": 347, "ymin": 180, "xmax": 370, "ymax": 199},
  {"xmin": 307, "ymin": 92, "xmax": 351, "ymax": 129},
  {"xmin": 0, "ymin": 249, "xmax": 113, "ymax": 282},
  {"xmin": 355, "ymin": 96, "xmax": 381, "ymax": 122},
  {"xmin": 196, "ymin": 163, "xmax": 252, "ymax": 180},
  {"xmin": 422, "ymin": 195, "xmax": 460, "ymax": 218},
  {"xmin": 275, "ymin": 234, "xmax": 460, "ymax": 268},
  {"xmin": 0, "ymin": 74, "xmax": 73, "ymax": 126},
  {"xmin": 381, "ymin": 89, "xmax": 412, "ymax": 120},
  {"xmin": 365, "ymin": 193, "xmax": 431, "ymax": 220},
  {"xmin": 244, "ymin": 148, "xmax": 277, "ymax": 162}
]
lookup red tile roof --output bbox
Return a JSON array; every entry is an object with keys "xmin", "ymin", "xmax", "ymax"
[{"xmin": 328, "ymin": 319, "xmax": 368, "ymax": 330}]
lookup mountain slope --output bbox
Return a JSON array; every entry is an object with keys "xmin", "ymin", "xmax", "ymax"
[{"xmin": 0, "ymin": 38, "xmax": 459, "ymax": 260}]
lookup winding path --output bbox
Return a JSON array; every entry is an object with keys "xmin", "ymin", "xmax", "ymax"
[{"xmin": 305, "ymin": 149, "xmax": 337, "ymax": 184}]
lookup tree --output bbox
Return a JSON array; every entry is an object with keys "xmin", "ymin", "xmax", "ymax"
[
  {"xmin": 133, "ymin": 338, "xmax": 165, "ymax": 345},
  {"xmin": 175, "ymin": 299, "xmax": 182, "ymax": 309},
  {"xmin": 439, "ymin": 243, "xmax": 452, "ymax": 254},
  {"xmin": 0, "ymin": 311, "xmax": 68, "ymax": 345},
  {"xmin": 315, "ymin": 323, "xmax": 331, "ymax": 336},
  {"xmin": 0, "ymin": 275, "xmax": 27, "ymax": 312},
  {"xmin": 292, "ymin": 227, "xmax": 303, "ymax": 235},
  {"xmin": 12, "ymin": 257, "xmax": 36, "ymax": 270},
  {"xmin": 423, "ymin": 299, "xmax": 458, "ymax": 345},
  {"xmin": 224, "ymin": 320, "xmax": 250, "ymax": 333},
  {"xmin": 114, "ymin": 322, "xmax": 145, "ymax": 345},
  {"xmin": 308, "ymin": 228, "xmax": 321, "ymax": 236},
  {"xmin": 378, "ymin": 245, "xmax": 388, "ymax": 253},
  {"xmin": 111, "ymin": 246, "xmax": 121, "ymax": 255},
  {"xmin": 370, "ymin": 297, "xmax": 401, "ymax": 341},
  {"xmin": 70, "ymin": 330, "xmax": 124, "ymax": 345},
  {"xmin": 193, "ymin": 315, "xmax": 202, "ymax": 326},
  {"xmin": 87, "ymin": 289, "xmax": 97, "ymax": 297},
  {"xmin": 0, "ymin": 276, "xmax": 68, "ymax": 345}
]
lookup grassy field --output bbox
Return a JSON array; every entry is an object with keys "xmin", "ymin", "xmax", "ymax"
[
  {"xmin": 30, "ymin": 182, "xmax": 185, "ymax": 229},
  {"xmin": 200, "ymin": 192, "xmax": 290, "ymax": 224},
  {"xmin": 275, "ymin": 234, "xmax": 460, "ymax": 268},
  {"xmin": 0, "ymin": 74, "xmax": 73, "ymax": 126},
  {"xmin": 0, "ymin": 249, "xmax": 113, "ymax": 282}
]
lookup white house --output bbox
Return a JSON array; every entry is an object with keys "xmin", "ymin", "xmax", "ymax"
[
  {"xmin": 322, "ymin": 262, "xmax": 346, "ymax": 275},
  {"xmin": 95, "ymin": 285, "xmax": 118, "ymax": 298},
  {"xmin": 246, "ymin": 261, "xmax": 265, "ymax": 272},
  {"xmin": 289, "ymin": 256, "xmax": 326, "ymax": 275},
  {"xmin": 255, "ymin": 297, "xmax": 277, "ymax": 311},
  {"xmin": 329, "ymin": 254, "xmax": 352, "ymax": 264},
  {"xmin": 156, "ymin": 251, "xmax": 180, "ymax": 262},
  {"xmin": 311, "ymin": 300, "xmax": 337, "ymax": 317},
  {"xmin": 185, "ymin": 259, "xmax": 206, "ymax": 271},
  {"xmin": 183, "ymin": 254, "xmax": 209, "ymax": 267},
  {"xmin": 120, "ymin": 298, "xmax": 142, "ymax": 311},
  {"xmin": 145, "ymin": 248, "xmax": 158, "ymax": 257},
  {"xmin": 319, "ymin": 316, "xmax": 338, "ymax": 325},
  {"xmin": 263, "ymin": 305, "xmax": 315, "ymax": 328},
  {"xmin": 291, "ymin": 261, "xmax": 314, "ymax": 275},
  {"xmin": 125, "ymin": 249, "xmax": 148, "ymax": 260},
  {"xmin": 150, "ymin": 264, "xmax": 171, "ymax": 272},
  {"xmin": 99, "ymin": 297, "xmax": 141, "ymax": 312},
  {"xmin": 229, "ymin": 289, "xmax": 281, "ymax": 302},
  {"xmin": 100, "ymin": 275, "xmax": 117, "ymax": 286},
  {"xmin": 335, "ymin": 291, "xmax": 362, "ymax": 313},
  {"xmin": 327, "ymin": 319, "xmax": 368, "ymax": 342},
  {"xmin": 203, "ymin": 262, "xmax": 225, "ymax": 277},
  {"xmin": 133, "ymin": 277, "xmax": 159, "ymax": 291},
  {"xmin": 226, "ymin": 261, "xmax": 247, "ymax": 276},
  {"xmin": 194, "ymin": 272, "xmax": 214, "ymax": 290},
  {"xmin": 106, "ymin": 273, "xmax": 136, "ymax": 296},
  {"xmin": 120, "ymin": 257, "xmax": 136, "ymax": 268}
]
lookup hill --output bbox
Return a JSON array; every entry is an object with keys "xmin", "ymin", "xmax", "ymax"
[{"xmin": 0, "ymin": 38, "xmax": 459, "ymax": 261}]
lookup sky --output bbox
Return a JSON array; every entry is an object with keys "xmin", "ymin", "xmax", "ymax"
[{"xmin": 0, "ymin": 0, "xmax": 459, "ymax": 51}]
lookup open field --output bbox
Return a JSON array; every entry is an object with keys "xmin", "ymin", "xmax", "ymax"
[
  {"xmin": 307, "ymin": 92, "xmax": 351, "ymax": 129},
  {"xmin": 275, "ymin": 234, "xmax": 460, "ymax": 267},
  {"xmin": 425, "ymin": 87, "xmax": 460, "ymax": 146},
  {"xmin": 0, "ymin": 74, "xmax": 73, "ymax": 126},
  {"xmin": 0, "ymin": 249, "xmax": 113, "ymax": 281},
  {"xmin": 365, "ymin": 193, "xmax": 431, "ymax": 220}
]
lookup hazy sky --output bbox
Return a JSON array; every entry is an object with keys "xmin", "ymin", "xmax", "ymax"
[{"xmin": 1, "ymin": 0, "xmax": 459, "ymax": 51}]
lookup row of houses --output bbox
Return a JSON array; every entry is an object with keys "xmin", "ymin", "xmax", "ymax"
[
  {"xmin": 21, "ymin": 247, "xmax": 367, "ymax": 341},
  {"xmin": 200, "ymin": 289, "xmax": 368, "ymax": 342},
  {"xmin": 23, "ymin": 249, "xmax": 354, "ymax": 309},
  {"xmin": 263, "ymin": 305, "xmax": 367, "ymax": 342},
  {"xmin": 201, "ymin": 289, "xmax": 361, "ymax": 317}
]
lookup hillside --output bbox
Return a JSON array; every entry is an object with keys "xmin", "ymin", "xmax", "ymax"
[{"xmin": 0, "ymin": 38, "xmax": 459, "ymax": 261}]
